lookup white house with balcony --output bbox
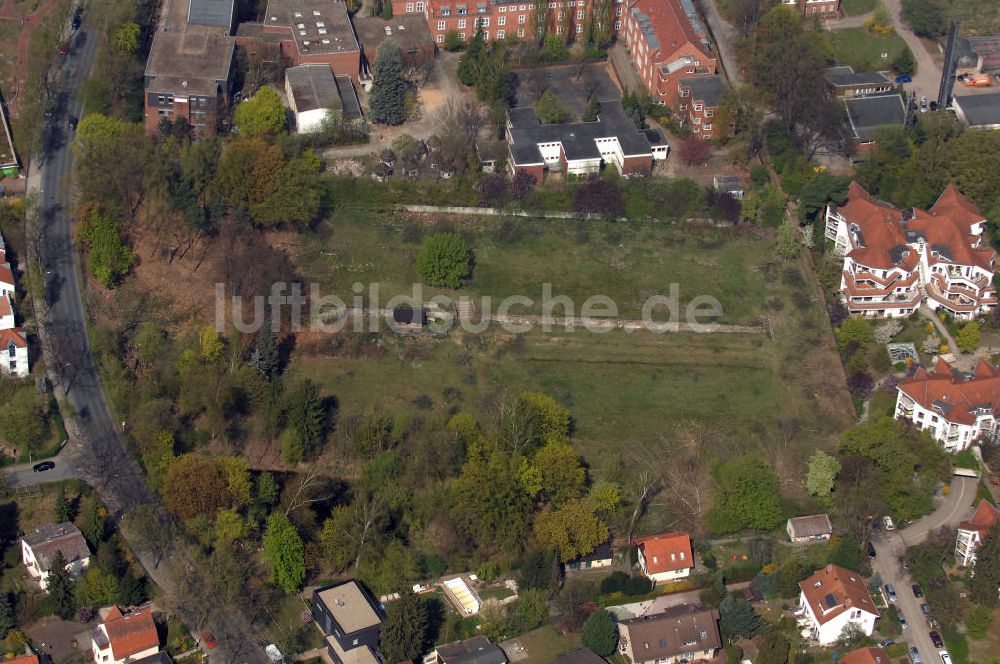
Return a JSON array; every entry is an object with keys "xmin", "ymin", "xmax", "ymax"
[
  {"xmin": 21, "ymin": 522, "xmax": 91, "ymax": 590},
  {"xmin": 825, "ymin": 183, "xmax": 996, "ymax": 319},
  {"xmin": 798, "ymin": 564, "xmax": 878, "ymax": 645},
  {"xmin": 955, "ymin": 499, "xmax": 1000, "ymax": 567},
  {"xmin": 896, "ymin": 357, "xmax": 1000, "ymax": 452},
  {"xmin": 91, "ymin": 605, "xmax": 160, "ymax": 664}
]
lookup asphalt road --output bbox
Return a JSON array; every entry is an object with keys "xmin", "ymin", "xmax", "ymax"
[
  {"xmin": 22, "ymin": 17, "xmax": 270, "ymax": 664},
  {"xmin": 3, "ymin": 446, "xmax": 81, "ymax": 489},
  {"xmin": 871, "ymin": 475, "xmax": 978, "ymax": 664}
]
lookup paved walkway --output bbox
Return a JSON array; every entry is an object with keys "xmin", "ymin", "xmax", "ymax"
[
  {"xmin": 697, "ymin": 0, "xmax": 742, "ymax": 87},
  {"xmin": 920, "ymin": 305, "xmax": 960, "ymax": 359},
  {"xmin": 879, "ymin": 0, "xmax": 942, "ymax": 101}
]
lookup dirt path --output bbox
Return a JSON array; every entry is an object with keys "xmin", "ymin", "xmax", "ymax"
[{"xmin": 0, "ymin": 0, "xmax": 65, "ymax": 115}]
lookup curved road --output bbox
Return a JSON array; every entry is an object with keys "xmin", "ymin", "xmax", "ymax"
[
  {"xmin": 16, "ymin": 15, "xmax": 269, "ymax": 664},
  {"xmin": 871, "ymin": 475, "xmax": 978, "ymax": 664}
]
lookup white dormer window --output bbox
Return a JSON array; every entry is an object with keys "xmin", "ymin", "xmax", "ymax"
[{"xmin": 294, "ymin": 11, "xmax": 302, "ymax": 17}]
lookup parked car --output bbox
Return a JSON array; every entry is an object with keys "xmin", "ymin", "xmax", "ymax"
[
  {"xmin": 940, "ymin": 652, "xmax": 952, "ymax": 664},
  {"xmin": 883, "ymin": 515, "xmax": 896, "ymax": 531},
  {"xmin": 911, "ymin": 647, "xmax": 922, "ymax": 664},
  {"xmin": 900, "ymin": 615, "xmax": 908, "ymax": 630},
  {"xmin": 930, "ymin": 101, "xmax": 939, "ymax": 111},
  {"xmin": 885, "ymin": 584, "xmax": 897, "ymax": 602},
  {"xmin": 68, "ymin": 116, "xmax": 78, "ymax": 130},
  {"xmin": 878, "ymin": 640, "xmax": 896, "ymax": 648},
  {"xmin": 868, "ymin": 541, "xmax": 877, "ymax": 558},
  {"xmin": 32, "ymin": 461, "xmax": 55, "ymax": 472},
  {"xmin": 920, "ymin": 96, "xmax": 929, "ymax": 113},
  {"xmin": 912, "ymin": 583, "xmax": 924, "ymax": 598},
  {"xmin": 200, "ymin": 632, "xmax": 217, "ymax": 648},
  {"xmin": 921, "ymin": 603, "xmax": 931, "ymax": 615},
  {"xmin": 930, "ymin": 631, "xmax": 944, "ymax": 648},
  {"xmin": 71, "ymin": 7, "xmax": 82, "ymax": 30},
  {"xmin": 895, "ymin": 74, "xmax": 913, "ymax": 83}
]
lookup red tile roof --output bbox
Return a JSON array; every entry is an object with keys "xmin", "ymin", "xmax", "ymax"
[
  {"xmin": 959, "ymin": 499, "xmax": 1000, "ymax": 539},
  {"xmin": 0, "ymin": 263, "xmax": 14, "ymax": 287},
  {"xmin": 898, "ymin": 358, "xmax": 1000, "ymax": 426},
  {"xmin": 7, "ymin": 656, "xmax": 40, "ymax": 664},
  {"xmin": 837, "ymin": 183, "xmax": 911, "ymax": 271},
  {"xmin": 104, "ymin": 605, "xmax": 159, "ymax": 660},
  {"xmin": 0, "ymin": 295, "xmax": 12, "ymax": 318},
  {"xmin": 637, "ymin": 532, "xmax": 693, "ymax": 574},
  {"xmin": 799, "ymin": 564, "xmax": 878, "ymax": 626},
  {"xmin": 0, "ymin": 327, "xmax": 27, "ymax": 349},
  {"xmin": 628, "ymin": 0, "xmax": 711, "ymax": 62},
  {"xmin": 843, "ymin": 647, "xmax": 890, "ymax": 664}
]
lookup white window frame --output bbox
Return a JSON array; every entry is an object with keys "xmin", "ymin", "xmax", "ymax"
[
  {"xmin": 458, "ymin": 18, "xmax": 466, "ymax": 27},
  {"xmin": 498, "ymin": 15, "xmax": 506, "ymax": 25},
  {"xmin": 438, "ymin": 20, "xmax": 446, "ymax": 29},
  {"xmin": 497, "ymin": 28, "xmax": 505, "ymax": 38}
]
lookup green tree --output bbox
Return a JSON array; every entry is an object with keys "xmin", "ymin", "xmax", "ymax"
[
  {"xmin": 262, "ymin": 512, "xmax": 306, "ymax": 592},
  {"xmin": 581, "ymin": 608, "xmax": 618, "ymax": 656},
  {"xmin": 806, "ymin": 450, "xmax": 840, "ymax": 501},
  {"xmin": 516, "ymin": 588, "xmax": 550, "ymax": 629},
  {"xmin": 0, "ymin": 386, "xmax": 49, "ymax": 453},
  {"xmin": 0, "ymin": 591, "xmax": 12, "ymax": 639},
  {"xmin": 250, "ymin": 318, "xmax": 279, "ymax": 378},
  {"xmin": 234, "ymin": 87, "xmax": 286, "ymax": 137},
  {"xmin": 214, "ymin": 508, "xmax": 247, "ymax": 549},
  {"xmin": 533, "ymin": 498, "xmax": 609, "ymax": 563},
  {"xmin": 901, "ymin": 0, "xmax": 946, "ymax": 36},
  {"xmin": 78, "ymin": 497, "xmax": 108, "ymax": 546},
  {"xmin": 76, "ymin": 209, "xmax": 136, "ymax": 288},
  {"xmin": 162, "ymin": 453, "xmax": 234, "ymax": 520},
  {"xmin": 54, "ymin": 485, "xmax": 73, "ymax": 522},
  {"xmin": 965, "ymin": 603, "xmax": 993, "ymax": 639},
  {"xmin": 416, "ymin": 233, "xmax": 473, "ymax": 288},
  {"xmin": 536, "ymin": 89, "xmax": 568, "ymax": 124},
  {"xmin": 443, "ymin": 30, "xmax": 465, "ymax": 51},
  {"xmin": 775, "ymin": 219, "xmax": 800, "ymax": 259},
  {"xmin": 450, "ymin": 448, "xmax": 533, "ymax": 552},
  {"xmin": 369, "ymin": 40, "xmax": 407, "ymax": 125},
  {"xmin": 893, "ymin": 47, "xmax": 916, "ymax": 76},
  {"xmin": 282, "ymin": 379, "xmax": 326, "ymax": 461},
  {"xmin": 458, "ymin": 29, "xmax": 486, "ymax": 85},
  {"xmin": 706, "ymin": 454, "xmax": 784, "ymax": 534},
  {"xmin": 75, "ymin": 566, "xmax": 120, "ymax": 607},
  {"xmin": 532, "ymin": 441, "xmax": 585, "ymax": 505},
  {"xmin": 837, "ymin": 317, "xmax": 873, "ymax": 349},
  {"xmin": 47, "ymin": 551, "xmax": 76, "ymax": 619},
  {"xmin": 111, "ymin": 22, "xmax": 141, "ymax": 55},
  {"xmin": 380, "ymin": 592, "xmax": 429, "ymax": 662},
  {"xmin": 256, "ymin": 471, "xmax": 279, "ymax": 508},
  {"xmin": 757, "ymin": 632, "xmax": 790, "ymax": 664},
  {"xmin": 719, "ymin": 594, "xmax": 763, "ymax": 640},
  {"xmin": 829, "ymin": 536, "xmax": 863, "ymax": 572},
  {"xmin": 957, "ymin": 322, "xmax": 981, "ymax": 353},
  {"xmin": 970, "ymin": 529, "xmax": 1000, "ymax": 607},
  {"xmin": 583, "ymin": 95, "xmax": 601, "ymax": 122}
]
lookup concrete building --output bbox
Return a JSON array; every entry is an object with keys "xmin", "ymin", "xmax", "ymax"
[
  {"xmin": 263, "ymin": 0, "xmax": 362, "ymax": 83},
  {"xmin": 825, "ymin": 182, "xmax": 996, "ymax": 319},
  {"xmin": 824, "ymin": 66, "xmax": 893, "ymax": 98},
  {"xmin": 797, "ymin": 565, "xmax": 878, "ymax": 645},
  {"xmin": 780, "ymin": 0, "xmax": 841, "ymax": 16},
  {"xmin": 506, "ymin": 100, "xmax": 666, "ymax": 182},
  {"xmin": 953, "ymin": 93, "xmax": 1000, "ymax": 130},
  {"xmin": 311, "ymin": 581, "xmax": 384, "ymax": 664},
  {"xmin": 21, "ymin": 523, "xmax": 91, "ymax": 590},
  {"xmin": 618, "ymin": 604, "xmax": 721, "ymax": 664},
  {"xmin": 144, "ymin": 0, "xmax": 237, "ymax": 135},
  {"xmin": 285, "ymin": 64, "xmax": 362, "ymax": 132}
]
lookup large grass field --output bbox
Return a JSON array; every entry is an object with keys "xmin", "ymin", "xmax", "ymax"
[
  {"xmin": 830, "ymin": 27, "xmax": 913, "ymax": 73},
  {"xmin": 841, "ymin": 0, "xmax": 877, "ymax": 15},
  {"xmin": 288, "ymin": 211, "xmax": 857, "ymax": 497}
]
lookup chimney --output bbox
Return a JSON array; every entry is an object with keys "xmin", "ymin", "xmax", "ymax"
[{"xmin": 826, "ymin": 563, "xmax": 833, "ymax": 573}]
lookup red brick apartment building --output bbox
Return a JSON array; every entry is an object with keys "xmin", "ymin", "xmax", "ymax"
[
  {"xmin": 677, "ymin": 74, "xmax": 722, "ymax": 139},
  {"xmin": 780, "ymin": 0, "xmax": 841, "ymax": 17},
  {"xmin": 621, "ymin": 0, "xmax": 716, "ymax": 111},
  {"xmin": 262, "ymin": 0, "xmax": 362, "ymax": 83}
]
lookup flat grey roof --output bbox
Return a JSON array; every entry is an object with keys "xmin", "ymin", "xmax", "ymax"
[
  {"xmin": 265, "ymin": 0, "xmax": 360, "ymax": 56},
  {"xmin": 507, "ymin": 100, "xmax": 653, "ymax": 165},
  {"xmin": 146, "ymin": 0, "xmax": 235, "ymax": 96},
  {"xmin": 955, "ymin": 93, "xmax": 1000, "ymax": 127},
  {"xmin": 335, "ymin": 75, "xmax": 362, "ymax": 119},
  {"xmin": 845, "ymin": 94, "xmax": 906, "ymax": 141},
  {"xmin": 824, "ymin": 66, "xmax": 892, "ymax": 88},
  {"xmin": 287, "ymin": 64, "xmax": 340, "ymax": 113},
  {"xmin": 680, "ymin": 74, "xmax": 724, "ymax": 106},
  {"xmin": 353, "ymin": 15, "xmax": 433, "ymax": 52},
  {"xmin": 187, "ymin": 0, "xmax": 234, "ymax": 28}
]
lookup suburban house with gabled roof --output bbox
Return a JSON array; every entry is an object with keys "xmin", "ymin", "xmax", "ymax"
[
  {"xmin": 622, "ymin": 0, "xmax": 717, "ymax": 112},
  {"xmin": 91, "ymin": 605, "xmax": 160, "ymax": 664},
  {"xmin": 787, "ymin": 514, "xmax": 833, "ymax": 543},
  {"xmin": 7, "ymin": 656, "xmax": 42, "ymax": 664},
  {"xmin": 797, "ymin": 564, "xmax": 878, "ymax": 645},
  {"xmin": 424, "ymin": 636, "xmax": 507, "ymax": 664},
  {"xmin": 896, "ymin": 358, "xmax": 1000, "ymax": 451},
  {"xmin": 842, "ymin": 646, "xmax": 891, "ymax": 664},
  {"xmin": 635, "ymin": 532, "xmax": 693, "ymax": 583},
  {"xmin": 955, "ymin": 499, "xmax": 1000, "ymax": 567},
  {"xmin": 21, "ymin": 522, "xmax": 91, "ymax": 590},
  {"xmin": 0, "ymin": 233, "xmax": 27, "ymax": 377},
  {"xmin": 311, "ymin": 580, "xmax": 384, "ymax": 664},
  {"xmin": 506, "ymin": 101, "xmax": 667, "ymax": 183},
  {"xmin": 825, "ymin": 182, "xmax": 997, "ymax": 319},
  {"xmin": 824, "ymin": 66, "xmax": 893, "ymax": 98},
  {"xmin": 567, "ymin": 541, "xmax": 613, "ymax": 571},
  {"xmin": 617, "ymin": 603, "xmax": 721, "ymax": 664}
]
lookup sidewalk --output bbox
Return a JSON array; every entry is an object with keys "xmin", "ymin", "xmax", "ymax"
[{"xmin": 920, "ymin": 305, "xmax": 960, "ymax": 360}]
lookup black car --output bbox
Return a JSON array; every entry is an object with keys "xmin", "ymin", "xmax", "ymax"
[
  {"xmin": 71, "ymin": 6, "xmax": 82, "ymax": 30},
  {"xmin": 867, "ymin": 541, "xmax": 877, "ymax": 558},
  {"xmin": 930, "ymin": 631, "xmax": 944, "ymax": 649},
  {"xmin": 912, "ymin": 583, "xmax": 924, "ymax": 598},
  {"xmin": 68, "ymin": 116, "xmax": 78, "ymax": 130},
  {"xmin": 32, "ymin": 461, "xmax": 55, "ymax": 472}
]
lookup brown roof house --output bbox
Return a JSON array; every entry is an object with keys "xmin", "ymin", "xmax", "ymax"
[
  {"xmin": 618, "ymin": 604, "xmax": 722, "ymax": 664},
  {"xmin": 842, "ymin": 647, "xmax": 891, "ymax": 664},
  {"xmin": 91, "ymin": 605, "xmax": 160, "ymax": 664},
  {"xmin": 797, "ymin": 564, "xmax": 878, "ymax": 645},
  {"xmin": 786, "ymin": 515, "xmax": 833, "ymax": 543},
  {"xmin": 21, "ymin": 522, "xmax": 91, "ymax": 591},
  {"xmin": 956, "ymin": 499, "xmax": 1000, "ymax": 567}
]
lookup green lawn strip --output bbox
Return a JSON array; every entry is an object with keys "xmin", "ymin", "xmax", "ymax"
[{"xmin": 829, "ymin": 28, "xmax": 911, "ymax": 73}]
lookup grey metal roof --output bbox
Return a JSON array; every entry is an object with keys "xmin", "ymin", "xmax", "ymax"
[
  {"xmin": 844, "ymin": 94, "xmax": 906, "ymax": 141},
  {"xmin": 287, "ymin": 64, "xmax": 341, "ymax": 113},
  {"xmin": 630, "ymin": 9, "xmax": 659, "ymax": 50},
  {"xmin": 507, "ymin": 101, "xmax": 653, "ymax": 166},
  {"xmin": 955, "ymin": 93, "xmax": 1000, "ymax": 127},
  {"xmin": 680, "ymin": 74, "xmax": 724, "ymax": 106},
  {"xmin": 436, "ymin": 637, "xmax": 507, "ymax": 664},
  {"xmin": 824, "ymin": 66, "xmax": 891, "ymax": 88},
  {"xmin": 335, "ymin": 76, "xmax": 362, "ymax": 120},
  {"xmin": 187, "ymin": 0, "xmax": 234, "ymax": 28}
]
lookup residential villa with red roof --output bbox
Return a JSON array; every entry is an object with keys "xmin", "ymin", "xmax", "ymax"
[
  {"xmin": 955, "ymin": 499, "xmax": 1000, "ymax": 567},
  {"xmin": 797, "ymin": 564, "xmax": 878, "ymax": 645},
  {"xmin": 825, "ymin": 182, "xmax": 997, "ymax": 319},
  {"xmin": 621, "ymin": 0, "xmax": 718, "ymax": 128},
  {"xmin": 896, "ymin": 357, "xmax": 1000, "ymax": 451},
  {"xmin": 842, "ymin": 647, "xmax": 891, "ymax": 664},
  {"xmin": 635, "ymin": 532, "xmax": 693, "ymax": 583},
  {"xmin": 91, "ymin": 605, "xmax": 161, "ymax": 664}
]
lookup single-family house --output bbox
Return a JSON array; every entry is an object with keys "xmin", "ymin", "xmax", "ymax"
[
  {"xmin": 955, "ymin": 499, "xmax": 1000, "ymax": 567},
  {"xmin": 797, "ymin": 564, "xmax": 878, "ymax": 645},
  {"xmin": 550, "ymin": 650, "xmax": 607, "ymax": 664},
  {"xmin": 618, "ymin": 604, "xmax": 721, "ymax": 664},
  {"xmin": 91, "ymin": 605, "xmax": 160, "ymax": 664},
  {"xmin": 636, "ymin": 532, "xmax": 693, "ymax": 583},
  {"xmin": 842, "ymin": 647, "xmax": 891, "ymax": 664},
  {"xmin": 21, "ymin": 522, "xmax": 91, "ymax": 590},
  {"xmin": 787, "ymin": 515, "xmax": 833, "ymax": 543},
  {"xmin": 567, "ymin": 541, "xmax": 614, "ymax": 571},
  {"xmin": 8, "ymin": 655, "xmax": 42, "ymax": 664},
  {"xmin": 423, "ymin": 636, "xmax": 507, "ymax": 664},
  {"xmin": 311, "ymin": 580, "xmax": 384, "ymax": 664}
]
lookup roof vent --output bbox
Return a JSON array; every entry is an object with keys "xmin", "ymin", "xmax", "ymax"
[
  {"xmin": 313, "ymin": 9, "xmax": 322, "ymax": 14},
  {"xmin": 322, "ymin": 38, "xmax": 330, "ymax": 44},
  {"xmin": 398, "ymin": 24, "xmax": 405, "ymax": 29},
  {"xmin": 385, "ymin": 25, "xmax": 392, "ymax": 34}
]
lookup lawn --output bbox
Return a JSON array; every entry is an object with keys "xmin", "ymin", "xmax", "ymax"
[
  {"xmin": 289, "ymin": 210, "xmax": 857, "ymax": 491},
  {"xmin": 829, "ymin": 27, "xmax": 913, "ymax": 74},
  {"xmin": 967, "ymin": 607, "xmax": 1000, "ymax": 662},
  {"xmin": 841, "ymin": 0, "xmax": 877, "ymax": 15},
  {"xmin": 950, "ymin": 0, "xmax": 1000, "ymax": 37},
  {"xmin": 509, "ymin": 625, "xmax": 580, "ymax": 664}
]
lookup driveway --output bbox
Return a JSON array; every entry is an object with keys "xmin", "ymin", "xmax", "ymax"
[
  {"xmin": 879, "ymin": 0, "xmax": 942, "ymax": 101},
  {"xmin": 696, "ymin": 0, "xmax": 743, "ymax": 87},
  {"xmin": 2, "ymin": 444, "xmax": 82, "ymax": 489},
  {"xmin": 870, "ymin": 475, "xmax": 978, "ymax": 663}
]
